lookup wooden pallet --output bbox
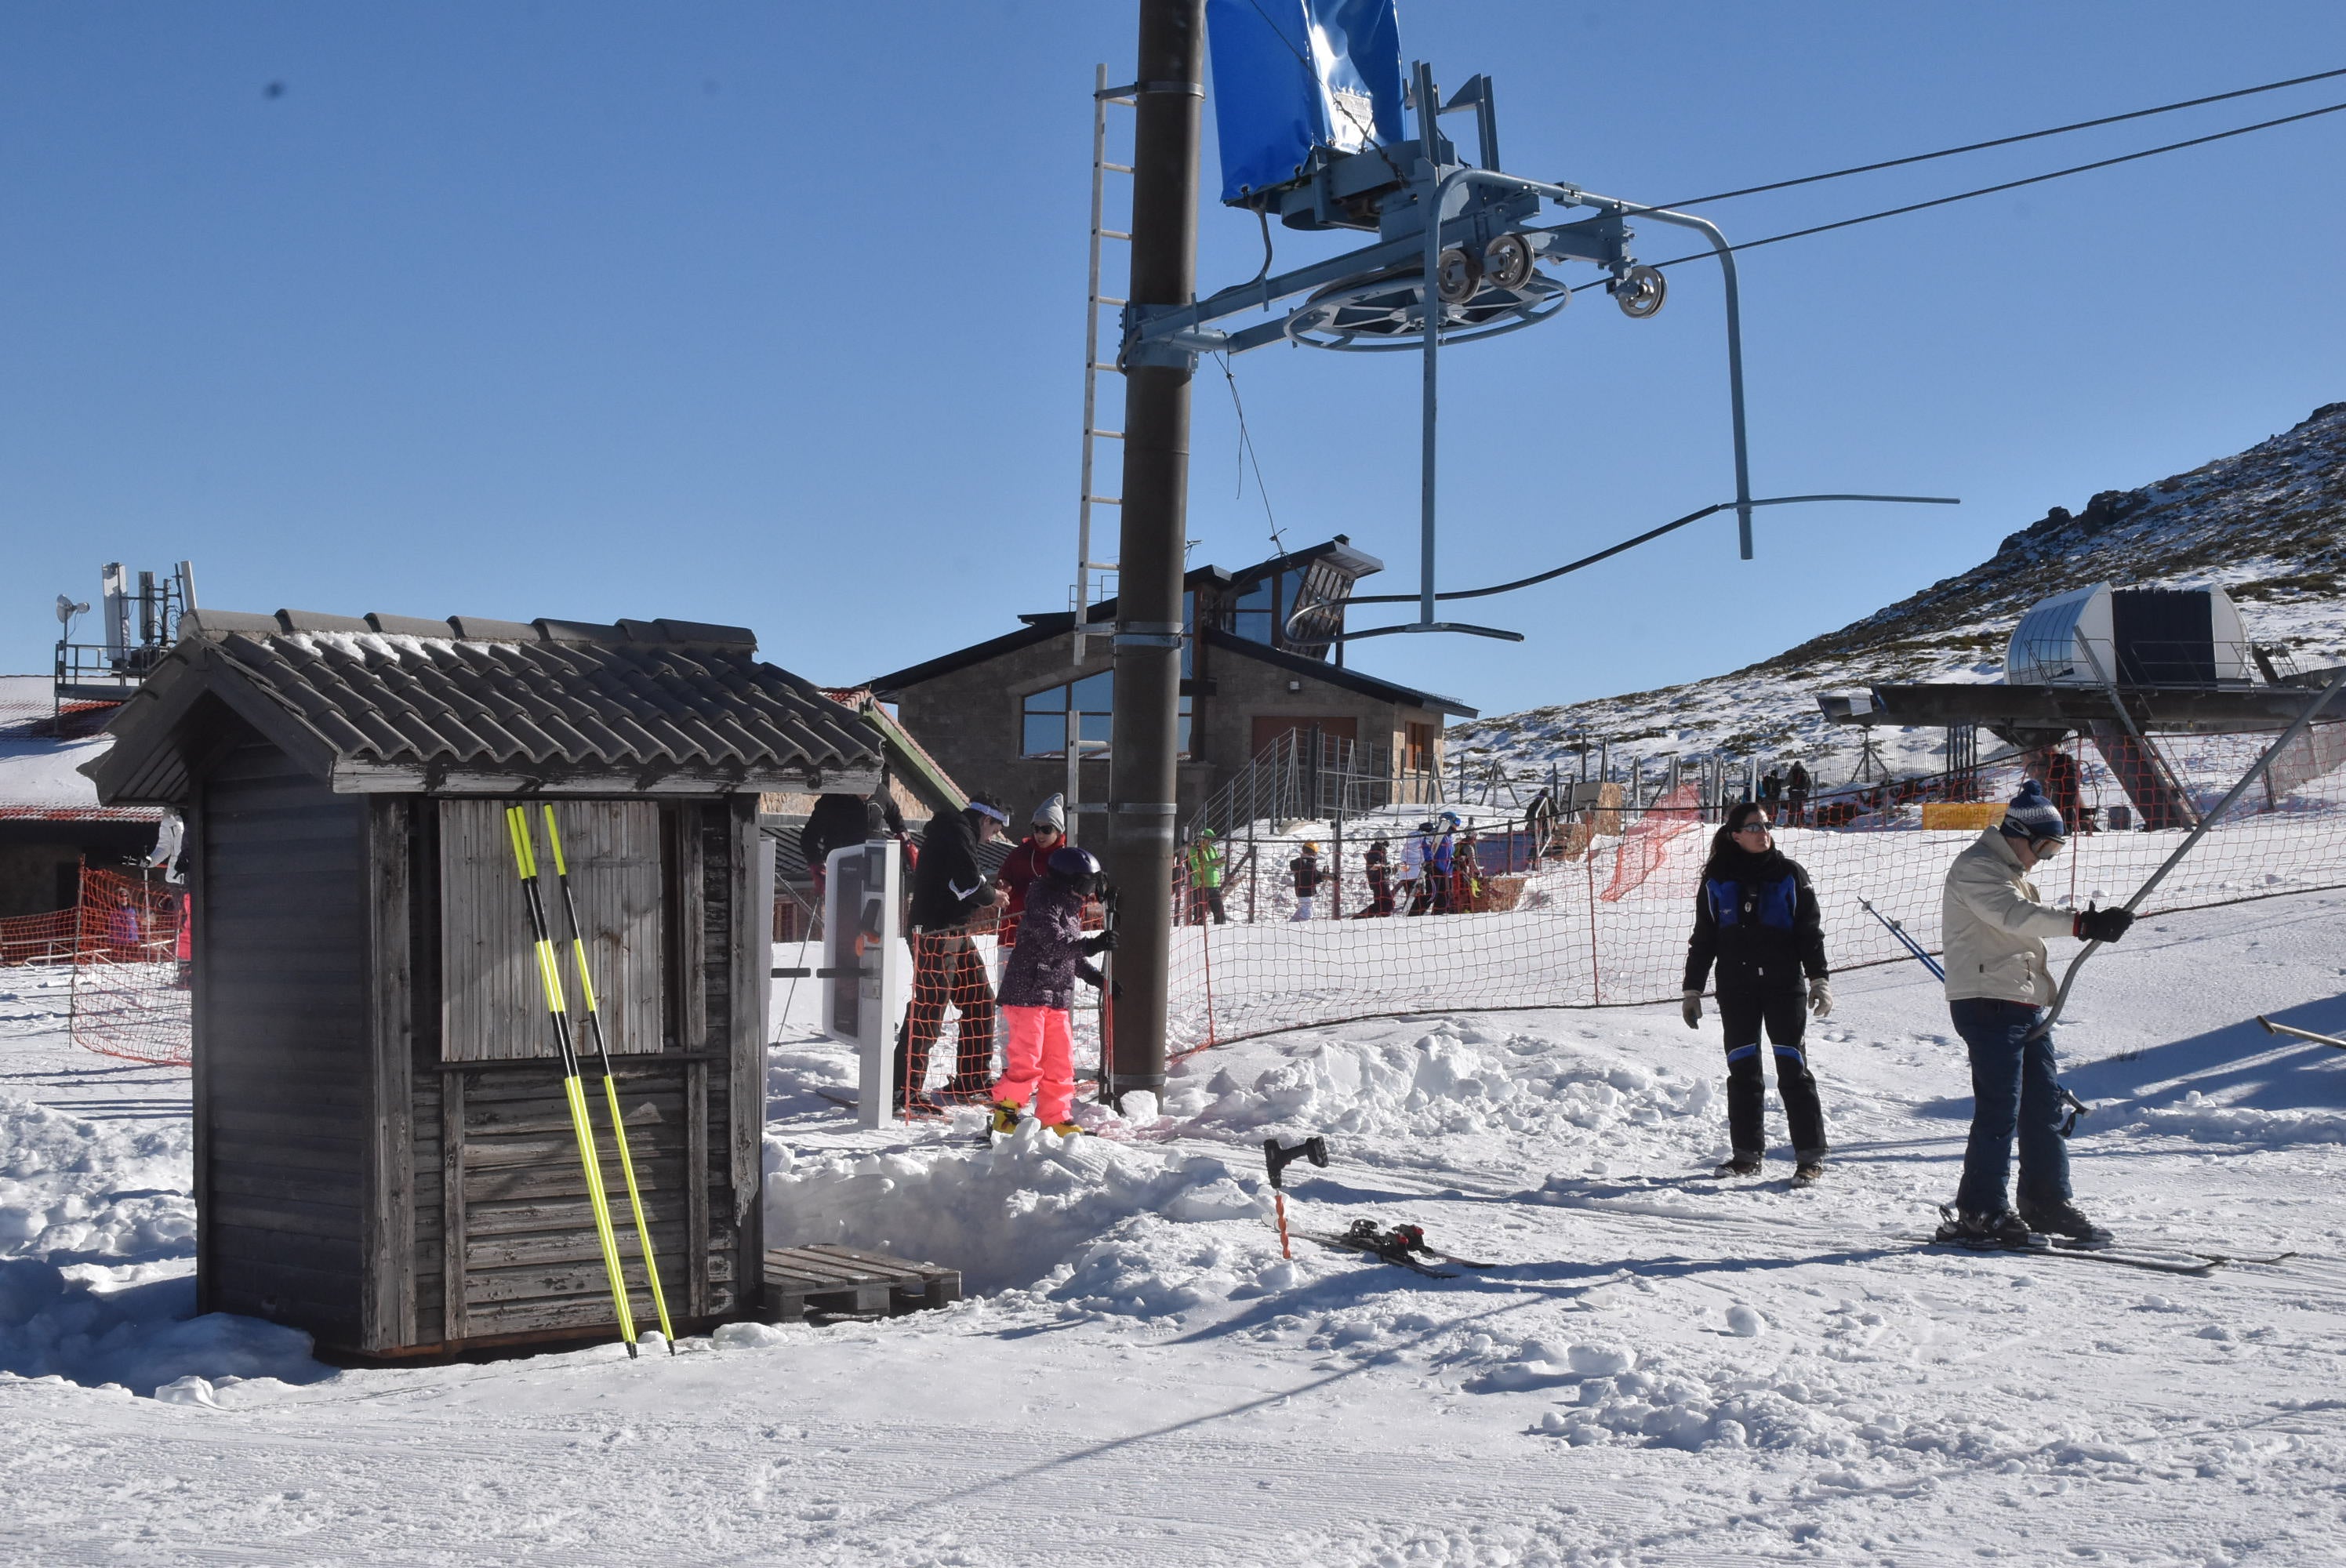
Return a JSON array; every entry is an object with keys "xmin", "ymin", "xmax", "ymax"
[{"xmin": 761, "ymin": 1244, "xmax": 961, "ymax": 1323}]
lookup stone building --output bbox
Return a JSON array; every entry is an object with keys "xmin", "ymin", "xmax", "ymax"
[{"xmin": 867, "ymin": 538, "xmax": 1474, "ymax": 826}]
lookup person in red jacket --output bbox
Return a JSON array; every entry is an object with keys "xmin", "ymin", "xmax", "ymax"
[{"xmin": 994, "ymin": 794, "xmax": 1066, "ymax": 952}]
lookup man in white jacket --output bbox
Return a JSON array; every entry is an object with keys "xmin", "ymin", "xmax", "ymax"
[{"xmin": 1937, "ymin": 780, "xmax": 2134, "ymax": 1249}]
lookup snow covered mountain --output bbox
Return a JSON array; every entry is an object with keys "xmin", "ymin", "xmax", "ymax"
[{"xmin": 1452, "ymin": 401, "xmax": 2346, "ymax": 786}]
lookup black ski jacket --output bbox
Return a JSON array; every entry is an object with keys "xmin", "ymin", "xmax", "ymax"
[
  {"xmin": 1683, "ymin": 845, "xmax": 1828, "ymax": 993},
  {"xmin": 910, "ymin": 810, "xmax": 993, "ymax": 931},
  {"xmin": 1291, "ymin": 855, "xmax": 1324, "ymax": 897}
]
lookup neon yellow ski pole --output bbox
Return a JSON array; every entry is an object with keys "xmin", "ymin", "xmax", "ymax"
[
  {"xmin": 506, "ymin": 805, "xmax": 638, "ymax": 1357},
  {"xmin": 540, "ymin": 804, "xmax": 676, "ymax": 1352}
]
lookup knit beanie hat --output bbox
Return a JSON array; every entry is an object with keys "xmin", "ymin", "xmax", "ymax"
[
  {"xmin": 1999, "ymin": 779, "xmax": 2068, "ymax": 841},
  {"xmin": 1031, "ymin": 793, "xmax": 1067, "ymax": 833}
]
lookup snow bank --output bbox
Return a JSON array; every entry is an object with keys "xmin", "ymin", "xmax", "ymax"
[
  {"xmin": 0, "ymin": 1093, "xmax": 194, "ymax": 1262},
  {"xmin": 2118, "ymin": 1092, "xmax": 2346, "ymax": 1145},
  {"xmin": 1172, "ymin": 1021, "xmax": 1713, "ymax": 1142},
  {"xmin": 0, "ymin": 1093, "xmax": 322, "ymax": 1396},
  {"xmin": 764, "ymin": 1123, "xmax": 1273, "ymax": 1301}
]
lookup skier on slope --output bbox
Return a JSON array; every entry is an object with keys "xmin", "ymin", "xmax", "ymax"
[
  {"xmin": 1426, "ymin": 813, "xmax": 1460, "ymax": 913},
  {"xmin": 994, "ymin": 794, "xmax": 1066, "ymax": 952},
  {"xmin": 989, "ymin": 846, "xmax": 1115, "ymax": 1138},
  {"xmin": 901, "ymin": 795, "xmax": 1010, "ymax": 1112},
  {"xmin": 1934, "ymin": 780, "xmax": 2134, "ymax": 1249},
  {"xmin": 1357, "ymin": 836, "xmax": 1394, "ymax": 916},
  {"xmin": 1400, "ymin": 820, "xmax": 1434, "ymax": 914},
  {"xmin": 1289, "ymin": 841, "xmax": 1324, "ymax": 921},
  {"xmin": 1682, "ymin": 800, "xmax": 1833, "ymax": 1184}
]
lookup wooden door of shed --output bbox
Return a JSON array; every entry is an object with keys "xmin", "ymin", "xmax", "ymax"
[{"xmin": 438, "ymin": 800, "xmax": 664, "ymax": 1062}]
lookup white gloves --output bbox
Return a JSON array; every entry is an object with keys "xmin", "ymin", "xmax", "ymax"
[
  {"xmin": 1682, "ymin": 989, "xmax": 1703, "ymax": 1029},
  {"xmin": 1808, "ymin": 978, "xmax": 1833, "ymax": 1018}
]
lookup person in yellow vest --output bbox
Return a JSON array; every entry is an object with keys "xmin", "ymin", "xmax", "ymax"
[{"xmin": 1184, "ymin": 829, "xmax": 1227, "ymax": 925}]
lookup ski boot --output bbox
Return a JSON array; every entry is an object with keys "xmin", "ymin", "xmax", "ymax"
[
  {"xmin": 1046, "ymin": 1120, "xmax": 1083, "ymax": 1138},
  {"xmin": 1934, "ymin": 1205, "xmax": 2046, "ymax": 1250},
  {"xmin": 988, "ymin": 1100, "xmax": 1023, "ymax": 1136},
  {"xmin": 1712, "ymin": 1152, "xmax": 1763, "ymax": 1179},
  {"xmin": 2017, "ymin": 1197, "xmax": 2114, "ymax": 1250},
  {"xmin": 1792, "ymin": 1160, "xmax": 1825, "ymax": 1188}
]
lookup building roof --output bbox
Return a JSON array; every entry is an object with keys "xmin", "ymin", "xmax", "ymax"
[
  {"xmin": 819, "ymin": 687, "xmax": 969, "ymax": 813},
  {"xmin": 85, "ymin": 609, "xmax": 884, "ymax": 806},
  {"xmin": 867, "ymin": 535, "xmax": 1428, "ymax": 702},
  {"xmin": 1197, "ymin": 627, "xmax": 1476, "ymax": 717}
]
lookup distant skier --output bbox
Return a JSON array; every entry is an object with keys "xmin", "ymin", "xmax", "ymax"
[
  {"xmin": 1427, "ymin": 813, "xmax": 1460, "ymax": 913},
  {"xmin": 1401, "ymin": 820, "xmax": 1435, "ymax": 914},
  {"xmin": 801, "ymin": 789, "xmax": 903, "ymax": 903},
  {"xmin": 1451, "ymin": 829, "xmax": 1483, "ymax": 913},
  {"xmin": 1289, "ymin": 842, "xmax": 1324, "ymax": 921},
  {"xmin": 1934, "ymin": 780, "xmax": 2134, "ymax": 1249},
  {"xmin": 902, "ymin": 795, "xmax": 1010, "ymax": 1112},
  {"xmin": 1357, "ymin": 837, "xmax": 1395, "ymax": 916},
  {"xmin": 1682, "ymin": 801, "xmax": 1832, "ymax": 1184},
  {"xmin": 1784, "ymin": 761, "xmax": 1811, "ymax": 828},
  {"xmin": 1184, "ymin": 829, "xmax": 1228, "ymax": 925},
  {"xmin": 2039, "ymin": 747, "xmax": 2086, "ymax": 834},
  {"xmin": 989, "ymin": 846, "xmax": 1115, "ymax": 1138}
]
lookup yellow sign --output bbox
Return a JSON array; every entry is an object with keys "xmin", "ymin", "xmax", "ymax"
[{"xmin": 1921, "ymin": 802, "xmax": 2006, "ymax": 831}]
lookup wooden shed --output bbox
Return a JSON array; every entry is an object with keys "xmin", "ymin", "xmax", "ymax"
[{"xmin": 83, "ymin": 608, "xmax": 883, "ymax": 1359}]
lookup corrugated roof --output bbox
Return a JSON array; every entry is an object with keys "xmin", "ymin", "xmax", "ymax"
[{"xmin": 86, "ymin": 611, "xmax": 884, "ymax": 804}]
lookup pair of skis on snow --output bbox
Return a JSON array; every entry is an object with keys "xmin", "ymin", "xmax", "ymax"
[{"xmin": 1265, "ymin": 1135, "xmax": 1497, "ymax": 1279}]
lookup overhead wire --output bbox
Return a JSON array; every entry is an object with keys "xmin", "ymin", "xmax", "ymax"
[
  {"xmin": 1640, "ymin": 63, "xmax": 2346, "ymax": 212},
  {"xmin": 1578, "ymin": 95, "xmax": 2346, "ymax": 288}
]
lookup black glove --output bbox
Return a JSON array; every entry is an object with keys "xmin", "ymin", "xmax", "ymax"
[
  {"xmin": 2073, "ymin": 903, "xmax": 2135, "ymax": 943},
  {"xmin": 1083, "ymin": 931, "xmax": 1118, "ymax": 955}
]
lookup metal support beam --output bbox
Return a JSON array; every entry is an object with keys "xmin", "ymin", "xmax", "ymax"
[{"xmin": 1105, "ymin": 0, "xmax": 1204, "ymax": 1104}]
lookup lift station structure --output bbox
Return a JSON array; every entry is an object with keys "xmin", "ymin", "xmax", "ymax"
[{"xmin": 1083, "ymin": 0, "xmax": 1950, "ymax": 1100}]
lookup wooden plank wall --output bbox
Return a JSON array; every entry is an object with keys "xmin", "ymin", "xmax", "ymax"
[
  {"xmin": 435, "ymin": 1059, "xmax": 737, "ymax": 1336},
  {"xmin": 416, "ymin": 797, "xmax": 755, "ymax": 1345},
  {"xmin": 198, "ymin": 739, "xmax": 368, "ymax": 1345},
  {"xmin": 439, "ymin": 800, "xmax": 663, "ymax": 1062}
]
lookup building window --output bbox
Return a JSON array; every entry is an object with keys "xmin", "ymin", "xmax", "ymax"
[
  {"xmin": 1405, "ymin": 721, "xmax": 1435, "ymax": 774},
  {"xmin": 1023, "ymin": 670, "xmax": 1190, "ymax": 757}
]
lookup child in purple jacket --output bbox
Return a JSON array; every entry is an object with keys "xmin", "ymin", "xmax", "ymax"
[{"xmin": 990, "ymin": 847, "xmax": 1117, "ymax": 1135}]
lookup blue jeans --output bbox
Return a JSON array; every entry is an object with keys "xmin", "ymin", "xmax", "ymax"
[{"xmin": 1950, "ymin": 998, "xmax": 2071, "ymax": 1215}]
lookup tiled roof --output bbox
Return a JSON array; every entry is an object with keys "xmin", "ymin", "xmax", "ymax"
[{"xmin": 87, "ymin": 610, "xmax": 884, "ymax": 804}]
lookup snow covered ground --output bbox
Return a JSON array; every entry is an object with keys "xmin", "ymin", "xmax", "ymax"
[{"xmin": 2, "ymin": 891, "xmax": 2344, "ymax": 1565}]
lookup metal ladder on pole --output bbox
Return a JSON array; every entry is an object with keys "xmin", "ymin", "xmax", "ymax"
[{"xmin": 1070, "ymin": 65, "xmax": 1135, "ymax": 826}]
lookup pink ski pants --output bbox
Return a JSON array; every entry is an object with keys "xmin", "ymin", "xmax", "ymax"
[{"xmin": 993, "ymin": 1004, "xmax": 1075, "ymax": 1125}]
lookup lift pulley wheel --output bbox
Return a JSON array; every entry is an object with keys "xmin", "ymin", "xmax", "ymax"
[
  {"xmin": 1611, "ymin": 264, "xmax": 1666, "ymax": 319},
  {"xmin": 1435, "ymin": 245, "xmax": 1484, "ymax": 305},
  {"xmin": 1483, "ymin": 232, "xmax": 1536, "ymax": 292}
]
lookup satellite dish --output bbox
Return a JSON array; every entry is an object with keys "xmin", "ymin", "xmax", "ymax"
[{"xmin": 56, "ymin": 594, "xmax": 89, "ymax": 626}]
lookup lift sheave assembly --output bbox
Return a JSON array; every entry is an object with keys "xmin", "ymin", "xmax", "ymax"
[{"xmin": 1124, "ymin": 0, "xmax": 1951, "ymax": 642}]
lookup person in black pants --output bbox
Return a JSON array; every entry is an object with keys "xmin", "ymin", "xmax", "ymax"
[{"xmin": 1681, "ymin": 801, "xmax": 1834, "ymax": 1181}]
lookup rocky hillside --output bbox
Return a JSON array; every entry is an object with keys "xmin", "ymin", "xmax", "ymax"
[{"xmin": 1451, "ymin": 401, "xmax": 2346, "ymax": 785}]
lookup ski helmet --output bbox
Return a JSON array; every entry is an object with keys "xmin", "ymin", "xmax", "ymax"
[
  {"xmin": 1047, "ymin": 845, "xmax": 1102, "ymax": 883},
  {"xmin": 1300, "ymin": 841, "xmax": 1320, "ymax": 854}
]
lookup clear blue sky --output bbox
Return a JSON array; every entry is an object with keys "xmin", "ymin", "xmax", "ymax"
[{"xmin": 6, "ymin": 2, "xmax": 2344, "ymax": 720}]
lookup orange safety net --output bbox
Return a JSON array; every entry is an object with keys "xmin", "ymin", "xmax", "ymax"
[
  {"xmin": 64, "ymin": 867, "xmax": 191, "ymax": 1067},
  {"xmin": 1161, "ymin": 724, "xmax": 2346, "ymax": 1057}
]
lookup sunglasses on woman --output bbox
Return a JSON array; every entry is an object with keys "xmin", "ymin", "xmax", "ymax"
[{"xmin": 1734, "ymin": 820, "xmax": 1773, "ymax": 836}]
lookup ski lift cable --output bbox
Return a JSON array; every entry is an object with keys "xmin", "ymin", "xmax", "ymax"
[
  {"xmin": 1578, "ymin": 96, "xmax": 2346, "ymax": 288},
  {"xmin": 1344, "ymin": 493, "xmax": 1959, "ymax": 606},
  {"xmin": 1213, "ymin": 350, "xmax": 1287, "ymax": 556},
  {"xmin": 1636, "ymin": 64, "xmax": 2346, "ymax": 215}
]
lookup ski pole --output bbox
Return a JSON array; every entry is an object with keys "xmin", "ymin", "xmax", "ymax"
[
  {"xmin": 2258, "ymin": 1015, "xmax": 2346, "ymax": 1051},
  {"xmin": 1857, "ymin": 895, "xmax": 1943, "ymax": 981},
  {"xmin": 1095, "ymin": 883, "xmax": 1117, "ymax": 1105},
  {"xmin": 540, "ymin": 805, "xmax": 677, "ymax": 1352},
  {"xmin": 506, "ymin": 805, "xmax": 639, "ymax": 1358},
  {"xmin": 2032, "ymin": 662, "xmax": 2346, "ymax": 1041}
]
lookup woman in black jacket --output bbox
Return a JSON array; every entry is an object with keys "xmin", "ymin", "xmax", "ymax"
[{"xmin": 1681, "ymin": 801, "xmax": 1833, "ymax": 1182}]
